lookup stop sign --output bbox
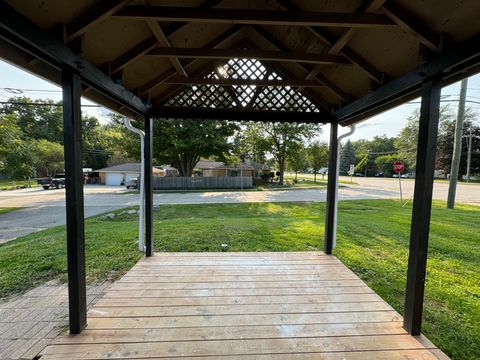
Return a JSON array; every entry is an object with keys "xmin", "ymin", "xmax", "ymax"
[{"xmin": 393, "ymin": 161, "xmax": 404, "ymax": 173}]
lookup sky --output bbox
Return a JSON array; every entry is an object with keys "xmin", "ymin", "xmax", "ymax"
[{"xmin": 1, "ymin": 59, "xmax": 480, "ymax": 143}]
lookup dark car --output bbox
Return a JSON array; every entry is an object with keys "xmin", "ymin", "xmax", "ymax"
[
  {"xmin": 37, "ymin": 173, "xmax": 66, "ymax": 190},
  {"xmin": 125, "ymin": 178, "xmax": 138, "ymax": 189}
]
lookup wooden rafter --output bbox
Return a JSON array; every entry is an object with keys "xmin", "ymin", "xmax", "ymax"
[
  {"xmin": 162, "ymin": 76, "xmax": 324, "ymax": 87},
  {"xmin": 250, "ymin": 25, "xmax": 350, "ymax": 102},
  {"xmin": 328, "ymin": 0, "xmax": 386, "ymax": 55},
  {"xmin": 146, "ymin": 21, "xmax": 187, "ymax": 77},
  {"xmin": 65, "ymin": 0, "xmax": 131, "ymax": 42},
  {"xmin": 105, "ymin": 0, "xmax": 222, "ymax": 75},
  {"xmin": 147, "ymin": 47, "xmax": 349, "ymax": 65},
  {"xmin": 151, "ymin": 106, "xmax": 330, "ymax": 123},
  {"xmin": 114, "ymin": 6, "xmax": 396, "ymax": 28},
  {"xmin": 304, "ymin": 0, "xmax": 387, "ymax": 88},
  {"xmin": 381, "ymin": 1, "xmax": 441, "ymax": 52},
  {"xmin": 135, "ymin": 25, "xmax": 246, "ymax": 96},
  {"xmin": 275, "ymin": 0, "xmax": 386, "ymax": 84},
  {"xmin": 108, "ymin": 36, "xmax": 158, "ymax": 75}
]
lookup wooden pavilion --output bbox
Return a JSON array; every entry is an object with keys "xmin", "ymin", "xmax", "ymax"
[{"xmin": 1, "ymin": 0, "xmax": 479, "ymax": 358}]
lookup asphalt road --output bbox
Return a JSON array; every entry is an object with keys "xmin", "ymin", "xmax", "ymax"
[{"xmin": 0, "ymin": 179, "xmax": 478, "ymax": 243}]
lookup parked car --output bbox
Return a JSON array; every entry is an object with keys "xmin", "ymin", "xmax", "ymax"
[
  {"xmin": 354, "ymin": 173, "xmax": 364, "ymax": 177},
  {"xmin": 125, "ymin": 178, "xmax": 138, "ymax": 189},
  {"xmin": 37, "ymin": 173, "xmax": 66, "ymax": 190}
]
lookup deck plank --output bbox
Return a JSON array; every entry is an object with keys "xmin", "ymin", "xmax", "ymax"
[{"xmin": 41, "ymin": 252, "xmax": 446, "ymax": 360}]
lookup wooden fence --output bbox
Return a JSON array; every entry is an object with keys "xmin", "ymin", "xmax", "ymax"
[{"xmin": 153, "ymin": 176, "xmax": 253, "ymax": 189}]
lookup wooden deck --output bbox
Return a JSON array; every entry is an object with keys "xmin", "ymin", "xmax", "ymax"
[{"xmin": 40, "ymin": 252, "xmax": 447, "ymax": 359}]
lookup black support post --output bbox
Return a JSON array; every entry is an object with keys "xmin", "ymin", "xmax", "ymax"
[
  {"xmin": 324, "ymin": 122, "xmax": 339, "ymax": 254},
  {"xmin": 144, "ymin": 115, "xmax": 154, "ymax": 256},
  {"xmin": 62, "ymin": 68, "xmax": 87, "ymax": 334},
  {"xmin": 403, "ymin": 78, "xmax": 441, "ymax": 335}
]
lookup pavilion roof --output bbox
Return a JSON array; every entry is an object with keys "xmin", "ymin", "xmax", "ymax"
[{"xmin": 2, "ymin": 0, "xmax": 480, "ymax": 124}]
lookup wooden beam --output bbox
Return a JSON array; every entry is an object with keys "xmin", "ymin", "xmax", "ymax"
[
  {"xmin": 250, "ymin": 25, "xmax": 351, "ymax": 102},
  {"xmin": 151, "ymin": 106, "xmax": 331, "ymax": 123},
  {"xmin": 328, "ymin": 28, "xmax": 357, "ymax": 55},
  {"xmin": 0, "ymin": 1, "xmax": 148, "ymax": 115},
  {"xmin": 66, "ymin": 0, "xmax": 131, "ymax": 42},
  {"xmin": 382, "ymin": 1, "xmax": 441, "ymax": 52},
  {"xmin": 332, "ymin": 32, "xmax": 480, "ymax": 125},
  {"xmin": 161, "ymin": 76, "xmax": 325, "ymax": 87},
  {"xmin": 146, "ymin": 21, "xmax": 187, "ymax": 77},
  {"xmin": 109, "ymin": 36, "xmax": 158, "ymax": 74},
  {"xmin": 62, "ymin": 68, "xmax": 87, "ymax": 334},
  {"xmin": 114, "ymin": 6, "xmax": 396, "ymax": 28},
  {"xmin": 135, "ymin": 25, "xmax": 245, "ymax": 96},
  {"xmin": 274, "ymin": 0, "xmax": 386, "ymax": 84},
  {"xmin": 105, "ymin": 0, "xmax": 222, "ymax": 75},
  {"xmin": 328, "ymin": 0, "xmax": 386, "ymax": 55},
  {"xmin": 147, "ymin": 47, "xmax": 350, "ymax": 65},
  {"xmin": 403, "ymin": 78, "xmax": 441, "ymax": 335}
]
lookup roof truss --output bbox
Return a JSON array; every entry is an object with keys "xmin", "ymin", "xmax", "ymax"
[
  {"xmin": 156, "ymin": 58, "xmax": 326, "ymax": 119},
  {"xmin": 113, "ymin": 6, "xmax": 396, "ymax": 28}
]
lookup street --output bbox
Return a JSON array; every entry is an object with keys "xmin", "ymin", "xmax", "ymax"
[{"xmin": 0, "ymin": 178, "xmax": 479, "ymax": 243}]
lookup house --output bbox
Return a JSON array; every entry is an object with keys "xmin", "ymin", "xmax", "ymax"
[
  {"xmin": 194, "ymin": 160, "xmax": 256, "ymax": 177},
  {"xmin": 95, "ymin": 163, "xmax": 162, "ymax": 186}
]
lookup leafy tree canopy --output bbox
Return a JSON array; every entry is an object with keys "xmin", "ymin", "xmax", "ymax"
[{"xmin": 153, "ymin": 119, "xmax": 238, "ymax": 177}]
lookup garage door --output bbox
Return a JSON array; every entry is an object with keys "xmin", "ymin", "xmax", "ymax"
[{"xmin": 105, "ymin": 173, "xmax": 124, "ymax": 186}]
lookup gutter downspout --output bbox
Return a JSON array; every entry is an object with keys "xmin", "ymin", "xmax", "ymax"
[
  {"xmin": 124, "ymin": 118, "xmax": 145, "ymax": 252},
  {"xmin": 333, "ymin": 124, "xmax": 356, "ymax": 249}
]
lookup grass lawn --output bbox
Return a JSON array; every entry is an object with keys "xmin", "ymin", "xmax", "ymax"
[
  {"xmin": 0, "ymin": 178, "xmax": 38, "ymax": 191},
  {"xmin": 0, "ymin": 200, "xmax": 478, "ymax": 359},
  {"xmin": 0, "ymin": 208, "xmax": 17, "ymax": 215}
]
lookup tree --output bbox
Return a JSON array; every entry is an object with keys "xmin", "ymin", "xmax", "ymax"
[
  {"xmin": 3, "ymin": 141, "xmax": 37, "ymax": 179},
  {"xmin": 395, "ymin": 105, "xmax": 454, "ymax": 169},
  {"xmin": 0, "ymin": 114, "xmax": 22, "ymax": 171},
  {"xmin": 287, "ymin": 143, "xmax": 308, "ymax": 181},
  {"xmin": 153, "ymin": 119, "xmax": 238, "ymax": 176},
  {"xmin": 374, "ymin": 155, "xmax": 409, "ymax": 177},
  {"xmin": 233, "ymin": 124, "xmax": 269, "ymax": 164},
  {"xmin": 34, "ymin": 139, "xmax": 64, "ymax": 176},
  {"xmin": 436, "ymin": 118, "xmax": 480, "ymax": 177},
  {"xmin": 308, "ymin": 141, "xmax": 329, "ymax": 182},
  {"xmin": 242, "ymin": 122, "xmax": 321, "ymax": 185},
  {"xmin": 352, "ymin": 135, "xmax": 396, "ymax": 176},
  {"xmin": 0, "ymin": 97, "xmax": 63, "ymax": 143},
  {"xmin": 339, "ymin": 140, "xmax": 356, "ymax": 175}
]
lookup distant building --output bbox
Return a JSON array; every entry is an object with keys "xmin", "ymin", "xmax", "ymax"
[
  {"xmin": 95, "ymin": 163, "xmax": 162, "ymax": 186},
  {"xmin": 194, "ymin": 160, "xmax": 256, "ymax": 177}
]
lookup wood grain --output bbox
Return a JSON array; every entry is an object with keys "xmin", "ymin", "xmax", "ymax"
[{"xmin": 41, "ymin": 252, "xmax": 445, "ymax": 359}]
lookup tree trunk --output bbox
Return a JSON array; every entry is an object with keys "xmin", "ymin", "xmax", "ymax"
[
  {"xmin": 174, "ymin": 153, "xmax": 199, "ymax": 177},
  {"xmin": 314, "ymin": 171, "xmax": 317, "ymax": 183},
  {"xmin": 295, "ymin": 171, "xmax": 298, "ymax": 181},
  {"xmin": 278, "ymin": 157, "xmax": 285, "ymax": 185}
]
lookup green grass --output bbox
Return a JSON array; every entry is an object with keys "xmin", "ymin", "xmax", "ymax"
[
  {"xmin": 0, "ymin": 178, "xmax": 38, "ymax": 191},
  {"xmin": 0, "ymin": 208, "xmax": 17, "ymax": 215},
  {"xmin": 0, "ymin": 200, "xmax": 478, "ymax": 359}
]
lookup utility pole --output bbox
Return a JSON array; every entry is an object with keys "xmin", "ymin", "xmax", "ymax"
[
  {"xmin": 466, "ymin": 124, "xmax": 473, "ymax": 182},
  {"xmin": 447, "ymin": 78, "xmax": 468, "ymax": 209}
]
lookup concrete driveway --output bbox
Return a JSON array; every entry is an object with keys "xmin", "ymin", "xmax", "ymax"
[{"xmin": 0, "ymin": 179, "xmax": 478, "ymax": 243}]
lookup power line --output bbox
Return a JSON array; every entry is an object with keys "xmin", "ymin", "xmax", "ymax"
[{"xmin": 0, "ymin": 101, "xmax": 101, "ymax": 107}]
